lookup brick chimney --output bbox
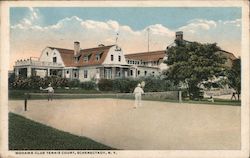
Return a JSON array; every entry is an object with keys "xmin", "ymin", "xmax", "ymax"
[
  {"xmin": 175, "ymin": 31, "xmax": 183, "ymax": 41},
  {"xmin": 74, "ymin": 41, "xmax": 80, "ymax": 56}
]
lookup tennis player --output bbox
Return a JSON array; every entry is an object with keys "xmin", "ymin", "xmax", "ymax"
[
  {"xmin": 40, "ymin": 84, "xmax": 54, "ymax": 101},
  {"xmin": 133, "ymin": 83, "xmax": 144, "ymax": 109}
]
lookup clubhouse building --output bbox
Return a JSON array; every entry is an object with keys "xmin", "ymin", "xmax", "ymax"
[{"xmin": 13, "ymin": 32, "xmax": 237, "ymax": 82}]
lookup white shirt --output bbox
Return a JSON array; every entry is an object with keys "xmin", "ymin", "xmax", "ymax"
[
  {"xmin": 133, "ymin": 87, "xmax": 144, "ymax": 95},
  {"xmin": 44, "ymin": 87, "xmax": 54, "ymax": 93}
]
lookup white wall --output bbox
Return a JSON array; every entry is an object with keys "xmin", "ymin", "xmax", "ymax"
[
  {"xmin": 103, "ymin": 46, "xmax": 127, "ymax": 65},
  {"xmin": 136, "ymin": 67, "xmax": 161, "ymax": 77},
  {"xmin": 78, "ymin": 67, "xmax": 98, "ymax": 82},
  {"xmin": 39, "ymin": 47, "xmax": 65, "ymax": 66}
]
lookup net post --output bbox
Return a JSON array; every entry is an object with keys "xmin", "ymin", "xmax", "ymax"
[
  {"xmin": 178, "ymin": 91, "xmax": 182, "ymax": 103},
  {"xmin": 24, "ymin": 93, "xmax": 28, "ymax": 111}
]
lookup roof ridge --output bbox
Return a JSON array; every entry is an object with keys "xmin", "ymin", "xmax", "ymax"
[
  {"xmin": 48, "ymin": 45, "xmax": 115, "ymax": 52},
  {"xmin": 125, "ymin": 50, "xmax": 165, "ymax": 56}
]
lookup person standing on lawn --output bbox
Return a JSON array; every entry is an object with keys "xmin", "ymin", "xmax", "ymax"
[
  {"xmin": 133, "ymin": 83, "xmax": 144, "ymax": 109},
  {"xmin": 40, "ymin": 84, "xmax": 54, "ymax": 101}
]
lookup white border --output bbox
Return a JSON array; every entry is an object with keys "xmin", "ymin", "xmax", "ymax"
[{"xmin": 0, "ymin": 1, "xmax": 249, "ymax": 158}]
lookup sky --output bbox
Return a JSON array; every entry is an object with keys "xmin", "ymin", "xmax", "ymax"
[{"xmin": 10, "ymin": 7, "xmax": 242, "ymax": 70}]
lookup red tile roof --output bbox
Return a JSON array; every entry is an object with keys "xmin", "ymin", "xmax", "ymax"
[
  {"xmin": 125, "ymin": 50, "xmax": 166, "ymax": 62},
  {"xmin": 76, "ymin": 45, "xmax": 114, "ymax": 67},
  {"xmin": 49, "ymin": 45, "xmax": 114, "ymax": 67},
  {"xmin": 49, "ymin": 47, "xmax": 75, "ymax": 67}
]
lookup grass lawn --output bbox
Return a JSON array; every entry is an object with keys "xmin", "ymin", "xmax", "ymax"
[
  {"xmin": 9, "ymin": 112, "xmax": 115, "ymax": 150},
  {"xmin": 9, "ymin": 89, "xmax": 240, "ymax": 106}
]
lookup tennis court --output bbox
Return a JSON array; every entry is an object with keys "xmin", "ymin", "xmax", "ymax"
[{"xmin": 9, "ymin": 97, "xmax": 240, "ymax": 150}]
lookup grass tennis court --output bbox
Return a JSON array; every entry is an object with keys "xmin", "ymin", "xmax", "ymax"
[
  {"xmin": 9, "ymin": 98, "xmax": 240, "ymax": 150},
  {"xmin": 9, "ymin": 113, "xmax": 114, "ymax": 150}
]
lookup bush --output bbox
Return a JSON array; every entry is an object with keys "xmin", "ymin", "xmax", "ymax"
[
  {"xmin": 68, "ymin": 79, "xmax": 80, "ymax": 88},
  {"xmin": 80, "ymin": 81, "xmax": 96, "ymax": 90},
  {"xmin": 112, "ymin": 78, "xmax": 138, "ymax": 93},
  {"xmin": 9, "ymin": 76, "xmax": 69, "ymax": 90},
  {"xmin": 98, "ymin": 79, "xmax": 113, "ymax": 91},
  {"xmin": 98, "ymin": 77, "xmax": 178, "ymax": 93}
]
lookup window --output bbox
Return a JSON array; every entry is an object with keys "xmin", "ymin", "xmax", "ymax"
[
  {"xmin": 66, "ymin": 70, "xmax": 69, "ymax": 74},
  {"xmin": 111, "ymin": 55, "xmax": 114, "ymax": 61},
  {"xmin": 84, "ymin": 56, "xmax": 89, "ymax": 62},
  {"xmin": 84, "ymin": 70, "xmax": 88, "ymax": 78},
  {"xmin": 95, "ymin": 53, "xmax": 102, "ymax": 61},
  {"xmin": 118, "ymin": 55, "xmax": 121, "ymax": 62},
  {"xmin": 144, "ymin": 71, "xmax": 147, "ymax": 76},
  {"xmin": 138, "ymin": 70, "xmax": 140, "ymax": 75},
  {"xmin": 152, "ymin": 71, "xmax": 155, "ymax": 76},
  {"xmin": 96, "ymin": 54, "xmax": 100, "ymax": 61},
  {"xmin": 53, "ymin": 57, "xmax": 57, "ymax": 63},
  {"xmin": 130, "ymin": 70, "xmax": 133, "ymax": 76},
  {"xmin": 46, "ymin": 52, "xmax": 49, "ymax": 56},
  {"xmin": 105, "ymin": 69, "xmax": 112, "ymax": 79}
]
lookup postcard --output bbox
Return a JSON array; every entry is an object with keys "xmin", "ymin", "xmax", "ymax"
[{"xmin": 0, "ymin": 0, "xmax": 249, "ymax": 158}]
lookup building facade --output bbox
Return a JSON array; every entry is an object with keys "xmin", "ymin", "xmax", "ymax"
[
  {"xmin": 13, "ymin": 31, "xmax": 237, "ymax": 82},
  {"xmin": 14, "ymin": 42, "xmax": 166, "ymax": 81}
]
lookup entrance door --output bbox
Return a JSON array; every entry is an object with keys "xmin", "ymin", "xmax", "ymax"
[{"xmin": 105, "ymin": 69, "xmax": 112, "ymax": 79}]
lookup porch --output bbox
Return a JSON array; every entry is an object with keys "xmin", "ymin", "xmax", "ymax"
[
  {"xmin": 96, "ymin": 65, "xmax": 136, "ymax": 79},
  {"xmin": 14, "ymin": 58, "xmax": 64, "ymax": 78}
]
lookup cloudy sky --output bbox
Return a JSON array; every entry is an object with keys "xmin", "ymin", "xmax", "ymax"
[{"xmin": 10, "ymin": 7, "xmax": 241, "ymax": 69}]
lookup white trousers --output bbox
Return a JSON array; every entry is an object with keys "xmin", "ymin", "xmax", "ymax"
[{"xmin": 134, "ymin": 94, "xmax": 142, "ymax": 107}]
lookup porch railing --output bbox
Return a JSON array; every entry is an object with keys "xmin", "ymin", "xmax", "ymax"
[{"xmin": 15, "ymin": 59, "xmax": 63, "ymax": 67}]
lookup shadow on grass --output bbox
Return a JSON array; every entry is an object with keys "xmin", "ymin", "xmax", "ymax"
[{"xmin": 9, "ymin": 112, "xmax": 116, "ymax": 150}]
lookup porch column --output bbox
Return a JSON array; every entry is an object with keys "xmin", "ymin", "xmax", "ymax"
[
  {"xmin": 62, "ymin": 69, "xmax": 65, "ymax": 78},
  {"xmin": 27, "ymin": 66, "xmax": 31, "ymax": 77},
  {"xmin": 120, "ymin": 67, "xmax": 123, "ymax": 78},
  {"xmin": 100, "ymin": 67, "xmax": 105, "ymax": 79},
  {"xmin": 15, "ymin": 68, "xmax": 19, "ymax": 76},
  {"xmin": 47, "ymin": 68, "xmax": 50, "ymax": 76},
  {"xmin": 112, "ymin": 67, "xmax": 116, "ymax": 79}
]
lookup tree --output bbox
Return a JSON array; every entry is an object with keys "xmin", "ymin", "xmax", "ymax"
[
  {"xmin": 226, "ymin": 58, "xmax": 241, "ymax": 100},
  {"xmin": 164, "ymin": 42, "xmax": 226, "ymax": 100}
]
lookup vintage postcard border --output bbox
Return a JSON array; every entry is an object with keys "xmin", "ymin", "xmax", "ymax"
[{"xmin": 1, "ymin": 1, "xmax": 249, "ymax": 158}]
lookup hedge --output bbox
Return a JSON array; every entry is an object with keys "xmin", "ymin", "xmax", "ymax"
[{"xmin": 9, "ymin": 75, "xmax": 178, "ymax": 92}]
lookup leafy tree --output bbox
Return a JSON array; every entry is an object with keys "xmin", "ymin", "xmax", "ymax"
[
  {"xmin": 164, "ymin": 42, "xmax": 226, "ymax": 100},
  {"xmin": 226, "ymin": 58, "xmax": 241, "ymax": 100}
]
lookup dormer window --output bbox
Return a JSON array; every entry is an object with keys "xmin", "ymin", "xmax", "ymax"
[
  {"xmin": 53, "ymin": 57, "xmax": 57, "ymax": 63},
  {"xmin": 84, "ymin": 56, "xmax": 89, "ymax": 62},
  {"xmin": 96, "ymin": 52, "xmax": 103, "ymax": 61},
  {"xmin": 84, "ymin": 54, "xmax": 91, "ymax": 62},
  {"xmin": 118, "ymin": 55, "xmax": 121, "ymax": 62}
]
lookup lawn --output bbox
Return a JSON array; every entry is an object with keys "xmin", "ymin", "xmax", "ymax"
[
  {"xmin": 9, "ymin": 89, "xmax": 241, "ymax": 106},
  {"xmin": 9, "ymin": 112, "xmax": 115, "ymax": 150}
]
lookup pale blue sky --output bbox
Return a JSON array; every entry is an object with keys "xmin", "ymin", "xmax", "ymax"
[
  {"xmin": 10, "ymin": 7, "xmax": 241, "ymax": 30},
  {"xmin": 9, "ymin": 7, "xmax": 242, "ymax": 69}
]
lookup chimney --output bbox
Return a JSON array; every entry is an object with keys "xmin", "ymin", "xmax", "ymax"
[
  {"xmin": 175, "ymin": 31, "xmax": 183, "ymax": 41},
  {"xmin": 74, "ymin": 41, "xmax": 80, "ymax": 56}
]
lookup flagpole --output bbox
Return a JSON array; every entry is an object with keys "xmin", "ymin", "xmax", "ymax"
[{"xmin": 147, "ymin": 28, "xmax": 150, "ymax": 52}]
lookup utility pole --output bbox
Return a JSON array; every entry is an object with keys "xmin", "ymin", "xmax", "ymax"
[{"xmin": 147, "ymin": 27, "xmax": 150, "ymax": 52}]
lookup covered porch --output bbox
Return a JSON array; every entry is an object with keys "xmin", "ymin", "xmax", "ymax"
[
  {"xmin": 14, "ymin": 58, "xmax": 64, "ymax": 78},
  {"xmin": 96, "ymin": 65, "xmax": 136, "ymax": 79}
]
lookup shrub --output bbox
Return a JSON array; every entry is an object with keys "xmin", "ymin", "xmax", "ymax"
[
  {"xmin": 112, "ymin": 78, "xmax": 138, "ymax": 93},
  {"xmin": 80, "ymin": 81, "xmax": 96, "ymax": 90},
  {"xmin": 98, "ymin": 79, "xmax": 113, "ymax": 91},
  {"xmin": 68, "ymin": 79, "xmax": 80, "ymax": 88},
  {"xmin": 9, "ymin": 76, "xmax": 69, "ymax": 90}
]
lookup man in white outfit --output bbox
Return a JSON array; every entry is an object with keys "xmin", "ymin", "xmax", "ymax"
[
  {"xmin": 40, "ymin": 84, "xmax": 54, "ymax": 101},
  {"xmin": 133, "ymin": 83, "xmax": 144, "ymax": 109}
]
